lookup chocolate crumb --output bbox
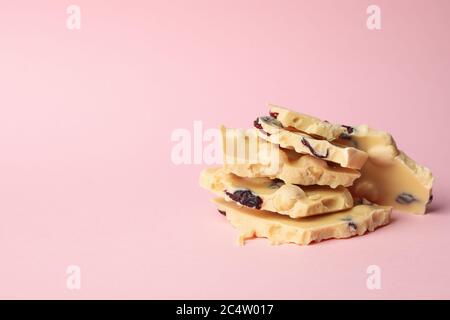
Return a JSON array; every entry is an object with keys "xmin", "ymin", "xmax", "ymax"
[
  {"xmin": 217, "ymin": 210, "xmax": 226, "ymax": 216},
  {"xmin": 301, "ymin": 138, "xmax": 329, "ymax": 159}
]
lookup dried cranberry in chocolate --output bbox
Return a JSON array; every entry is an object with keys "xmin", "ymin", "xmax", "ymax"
[
  {"xmin": 225, "ymin": 189, "xmax": 263, "ymax": 209},
  {"xmin": 301, "ymin": 138, "xmax": 329, "ymax": 159},
  {"xmin": 253, "ymin": 118, "xmax": 263, "ymax": 129},
  {"xmin": 269, "ymin": 111, "xmax": 279, "ymax": 119},
  {"xmin": 253, "ymin": 118, "xmax": 271, "ymax": 136},
  {"xmin": 396, "ymin": 193, "xmax": 417, "ymax": 205}
]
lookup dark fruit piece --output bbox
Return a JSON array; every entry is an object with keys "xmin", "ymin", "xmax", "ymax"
[
  {"xmin": 301, "ymin": 138, "xmax": 329, "ymax": 159},
  {"xmin": 341, "ymin": 125, "xmax": 354, "ymax": 134},
  {"xmin": 338, "ymin": 132, "xmax": 352, "ymax": 140},
  {"xmin": 259, "ymin": 116, "xmax": 282, "ymax": 128},
  {"xmin": 217, "ymin": 210, "xmax": 226, "ymax": 216},
  {"xmin": 342, "ymin": 217, "xmax": 357, "ymax": 232},
  {"xmin": 253, "ymin": 118, "xmax": 271, "ymax": 136},
  {"xmin": 396, "ymin": 193, "xmax": 417, "ymax": 205},
  {"xmin": 225, "ymin": 189, "xmax": 263, "ymax": 209},
  {"xmin": 253, "ymin": 118, "xmax": 263, "ymax": 129},
  {"xmin": 269, "ymin": 178, "xmax": 285, "ymax": 189},
  {"xmin": 269, "ymin": 111, "xmax": 279, "ymax": 118},
  {"xmin": 427, "ymin": 193, "xmax": 433, "ymax": 205},
  {"xmin": 348, "ymin": 222, "xmax": 357, "ymax": 232}
]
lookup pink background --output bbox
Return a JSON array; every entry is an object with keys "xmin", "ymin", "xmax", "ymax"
[{"xmin": 1, "ymin": 0, "xmax": 449, "ymax": 299}]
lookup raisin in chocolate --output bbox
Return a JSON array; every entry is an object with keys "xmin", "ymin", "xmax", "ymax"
[
  {"xmin": 341, "ymin": 125, "xmax": 354, "ymax": 134},
  {"xmin": 269, "ymin": 178, "xmax": 285, "ymax": 189},
  {"xmin": 225, "ymin": 189, "xmax": 263, "ymax": 209},
  {"xmin": 341, "ymin": 217, "xmax": 357, "ymax": 232},
  {"xmin": 301, "ymin": 138, "xmax": 329, "ymax": 159},
  {"xmin": 338, "ymin": 132, "xmax": 352, "ymax": 140},
  {"xmin": 259, "ymin": 116, "xmax": 283, "ymax": 128},
  {"xmin": 348, "ymin": 222, "xmax": 357, "ymax": 232},
  {"xmin": 396, "ymin": 193, "xmax": 417, "ymax": 205},
  {"xmin": 427, "ymin": 193, "xmax": 433, "ymax": 205}
]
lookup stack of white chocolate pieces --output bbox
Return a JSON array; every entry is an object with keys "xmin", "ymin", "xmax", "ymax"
[{"xmin": 200, "ymin": 104, "xmax": 434, "ymax": 245}]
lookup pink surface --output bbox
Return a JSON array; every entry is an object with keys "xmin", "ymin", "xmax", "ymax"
[{"xmin": 0, "ymin": 0, "xmax": 449, "ymax": 299}]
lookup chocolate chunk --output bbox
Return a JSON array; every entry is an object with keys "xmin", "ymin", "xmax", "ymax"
[
  {"xmin": 301, "ymin": 138, "xmax": 329, "ymax": 159},
  {"xmin": 396, "ymin": 193, "xmax": 417, "ymax": 205},
  {"xmin": 269, "ymin": 111, "xmax": 279, "ymax": 119},
  {"xmin": 269, "ymin": 178, "xmax": 285, "ymax": 189},
  {"xmin": 225, "ymin": 189, "xmax": 263, "ymax": 209},
  {"xmin": 217, "ymin": 210, "xmax": 226, "ymax": 216}
]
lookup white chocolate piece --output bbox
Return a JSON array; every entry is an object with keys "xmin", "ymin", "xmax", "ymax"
[
  {"xmin": 339, "ymin": 124, "xmax": 398, "ymax": 164},
  {"xmin": 268, "ymin": 106, "xmax": 434, "ymax": 214},
  {"xmin": 200, "ymin": 167, "xmax": 354, "ymax": 218},
  {"xmin": 342, "ymin": 125, "xmax": 433, "ymax": 214},
  {"xmin": 255, "ymin": 117, "xmax": 368, "ymax": 170},
  {"xmin": 213, "ymin": 198, "xmax": 391, "ymax": 246},
  {"xmin": 221, "ymin": 127, "xmax": 361, "ymax": 188},
  {"xmin": 352, "ymin": 150, "xmax": 433, "ymax": 214},
  {"xmin": 269, "ymin": 104, "xmax": 348, "ymax": 140},
  {"xmin": 269, "ymin": 105, "xmax": 398, "ymax": 160}
]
